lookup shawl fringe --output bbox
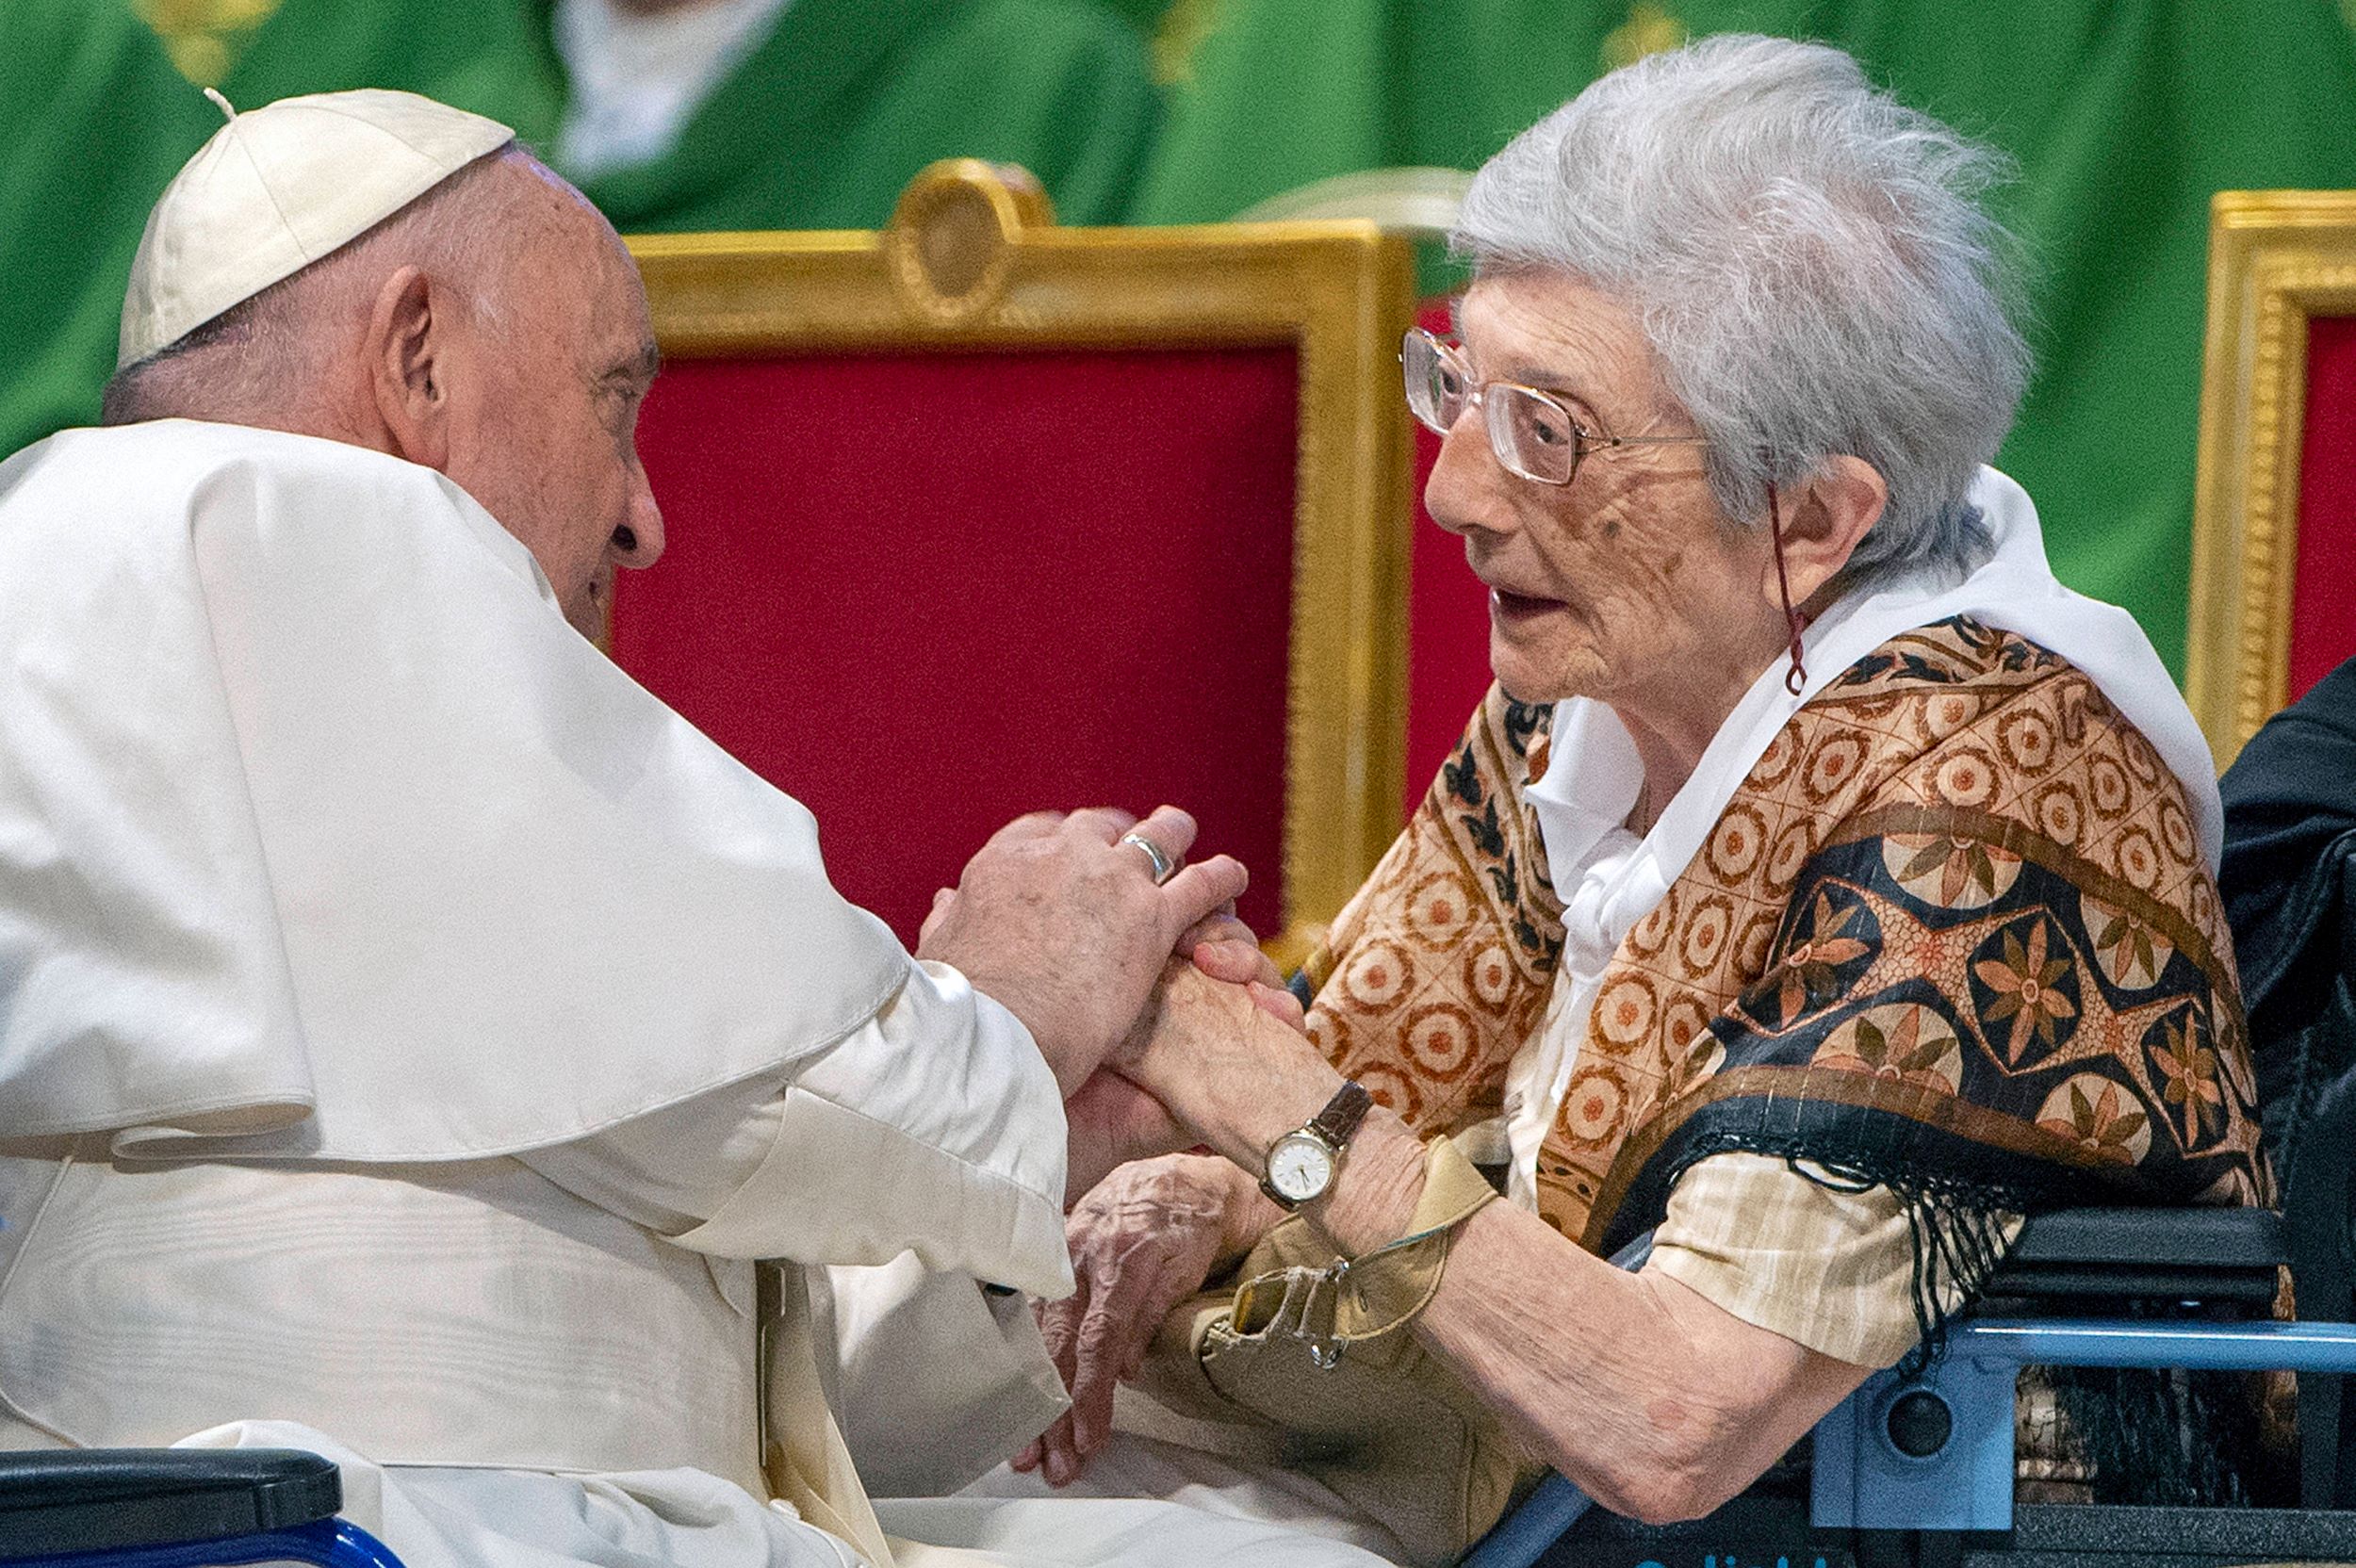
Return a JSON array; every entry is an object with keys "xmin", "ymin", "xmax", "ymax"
[{"xmin": 1648, "ymin": 1131, "xmax": 2032, "ymax": 1378}]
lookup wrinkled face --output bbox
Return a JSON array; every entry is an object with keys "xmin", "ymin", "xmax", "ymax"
[
  {"xmin": 1424, "ymin": 272, "xmax": 1775, "ymax": 712},
  {"xmin": 441, "ymin": 178, "xmax": 663, "ymax": 640}
]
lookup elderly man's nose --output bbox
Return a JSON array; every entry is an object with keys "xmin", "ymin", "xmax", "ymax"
[{"xmin": 611, "ymin": 485, "xmax": 665, "ymax": 569}]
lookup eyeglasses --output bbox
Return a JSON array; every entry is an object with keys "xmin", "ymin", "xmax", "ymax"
[{"xmin": 1400, "ymin": 327, "xmax": 1709, "ymax": 486}]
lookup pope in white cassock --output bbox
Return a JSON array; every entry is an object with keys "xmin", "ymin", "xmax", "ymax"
[{"xmin": 0, "ymin": 90, "xmax": 1399, "ymax": 1568}]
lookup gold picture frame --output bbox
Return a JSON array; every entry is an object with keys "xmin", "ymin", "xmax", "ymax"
[
  {"xmin": 625, "ymin": 160, "xmax": 1419, "ymax": 962},
  {"xmin": 2186, "ymin": 189, "xmax": 2356, "ymax": 771}
]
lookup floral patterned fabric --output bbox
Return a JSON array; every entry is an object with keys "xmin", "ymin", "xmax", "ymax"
[{"xmin": 1304, "ymin": 616, "xmax": 2266, "ymax": 1285}]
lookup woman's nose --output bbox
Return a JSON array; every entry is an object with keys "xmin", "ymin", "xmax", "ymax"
[{"xmin": 1422, "ymin": 403, "xmax": 1513, "ymax": 538}]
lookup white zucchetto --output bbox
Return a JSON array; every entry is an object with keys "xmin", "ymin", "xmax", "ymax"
[{"xmin": 119, "ymin": 89, "xmax": 515, "ymax": 369}]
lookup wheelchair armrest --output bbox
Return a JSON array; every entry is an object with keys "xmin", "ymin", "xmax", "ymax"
[
  {"xmin": 0, "ymin": 1449, "xmax": 341, "ymax": 1558},
  {"xmin": 1986, "ymin": 1205, "xmax": 2287, "ymax": 1308}
]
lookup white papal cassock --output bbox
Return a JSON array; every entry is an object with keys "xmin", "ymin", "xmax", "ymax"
[{"xmin": 0, "ymin": 419, "xmax": 1395, "ymax": 1568}]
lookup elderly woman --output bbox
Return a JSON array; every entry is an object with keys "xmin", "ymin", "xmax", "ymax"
[{"xmin": 980, "ymin": 30, "xmax": 2267, "ymax": 1556}]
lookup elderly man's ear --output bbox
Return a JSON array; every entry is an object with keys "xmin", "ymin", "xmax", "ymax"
[
  {"xmin": 366, "ymin": 264, "xmax": 453, "ymax": 472},
  {"xmin": 1771, "ymin": 455, "xmax": 1889, "ymax": 614}
]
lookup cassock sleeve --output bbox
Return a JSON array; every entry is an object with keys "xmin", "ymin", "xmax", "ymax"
[
  {"xmin": 813, "ymin": 1252, "xmax": 1071, "ymax": 1497},
  {"xmin": 518, "ymin": 958, "xmax": 1075, "ymax": 1299}
]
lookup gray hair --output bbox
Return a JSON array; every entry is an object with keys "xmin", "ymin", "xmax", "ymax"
[
  {"xmin": 1452, "ymin": 34, "xmax": 2030, "ymax": 593},
  {"xmin": 102, "ymin": 144, "xmax": 527, "ymax": 428}
]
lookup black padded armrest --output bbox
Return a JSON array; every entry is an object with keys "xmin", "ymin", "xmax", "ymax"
[
  {"xmin": 0, "ymin": 1449, "xmax": 341, "ymax": 1558},
  {"xmin": 1986, "ymin": 1205, "xmax": 2287, "ymax": 1307},
  {"xmin": 2007, "ymin": 1205, "xmax": 2288, "ymax": 1266}
]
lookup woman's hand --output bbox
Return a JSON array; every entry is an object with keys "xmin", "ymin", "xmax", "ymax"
[
  {"xmin": 1059, "ymin": 906, "xmax": 1303, "ymax": 1203},
  {"xmin": 1015, "ymin": 1152, "xmax": 1273, "ymax": 1485},
  {"xmin": 1188, "ymin": 928, "xmax": 1308, "ymax": 1031},
  {"xmin": 1115, "ymin": 964, "xmax": 1344, "ymax": 1170}
]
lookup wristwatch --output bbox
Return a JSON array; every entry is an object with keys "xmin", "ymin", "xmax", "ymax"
[{"xmin": 1259, "ymin": 1082, "xmax": 1375, "ymax": 1209}]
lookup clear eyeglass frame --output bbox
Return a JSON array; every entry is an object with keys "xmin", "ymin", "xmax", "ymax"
[{"xmin": 1399, "ymin": 327, "xmax": 1709, "ymax": 486}]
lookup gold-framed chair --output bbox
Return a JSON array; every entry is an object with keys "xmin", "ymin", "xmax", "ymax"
[
  {"xmin": 2186, "ymin": 190, "xmax": 2356, "ymax": 771},
  {"xmin": 611, "ymin": 162, "xmax": 1418, "ymax": 962}
]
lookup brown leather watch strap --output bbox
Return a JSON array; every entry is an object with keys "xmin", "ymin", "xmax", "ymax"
[{"xmin": 1308, "ymin": 1081, "xmax": 1374, "ymax": 1150}]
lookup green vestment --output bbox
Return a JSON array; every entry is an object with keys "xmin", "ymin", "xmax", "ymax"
[
  {"xmin": 0, "ymin": 2, "xmax": 217, "ymax": 458},
  {"xmin": 0, "ymin": 0, "xmax": 1158, "ymax": 460},
  {"xmin": 568, "ymin": 0, "xmax": 1161, "ymax": 231},
  {"xmin": 217, "ymin": 0, "xmax": 560, "ymax": 131},
  {"xmin": 221, "ymin": 0, "xmax": 1161, "ymax": 230},
  {"xmin": 1133, "ymin": 0, "xmax": 2356, "ymax": 675}
]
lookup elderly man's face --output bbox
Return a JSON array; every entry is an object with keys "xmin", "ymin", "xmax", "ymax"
[
  {"xmin": 438, "ymin": 172, "xmax": 664, "ymax": 640},
  {"xmin": 1425, "ymin": 272, "xmax": 1773, "ymax": 714}
]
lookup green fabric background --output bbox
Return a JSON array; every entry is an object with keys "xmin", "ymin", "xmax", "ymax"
[
  {"xmin": 0, "ymin": 0, "xmax": 1155, "ymax": 460},
  {"xmin": 3, "ymin": 0, "xmax": 2350, "ymax": 672},
  {"xmin": 1130, "ymin": 0, "xmax": 2356, "ymax": 675},
  {"xmin": 216, "ymin": 0, "xmax": 1160, "ymax": 231},
  {"xmin": 0, "ymin": 3, "xmax": 218, "ymax": 457}
]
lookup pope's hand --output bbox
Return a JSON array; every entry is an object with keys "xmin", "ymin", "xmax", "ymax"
[
  {"xmin": 1013, "ymin": 1152, "xmax": 1272, "ymax": 1486},
  {"xmin": 918, "ymin": 806, "xmax": 1247, "ymax": 1097}
]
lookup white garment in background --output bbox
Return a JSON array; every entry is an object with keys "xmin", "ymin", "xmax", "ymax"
[
  {"xmin": 553, "ymin": 0, "xmax": 794, "ymax": 177},
  {"xmin": 0, "ymin": 420, "xmax": 1391, "ymax": 1568}
]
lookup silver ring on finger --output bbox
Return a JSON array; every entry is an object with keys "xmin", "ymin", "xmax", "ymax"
[{"xmin": 1118, "ymin": 830, "xmax": 1178, "ymax": 886}]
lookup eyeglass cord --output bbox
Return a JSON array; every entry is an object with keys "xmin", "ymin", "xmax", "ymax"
[{"xmin": 1769, "ymin": 481, "xmax": 1809, "ymax": 696}]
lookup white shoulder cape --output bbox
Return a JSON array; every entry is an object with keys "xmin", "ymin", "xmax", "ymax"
[{"xmin": 0, "ymin": 420, "xmax": 909, "ymax": 1162}]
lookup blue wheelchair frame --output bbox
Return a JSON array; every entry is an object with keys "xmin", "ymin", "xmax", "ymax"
[
  {"xmin": 1469, "ymin": 1070, "xmax": 2356, "ymax": 1567},
  {"xmin": 0, "ymin": 1520, "xmax": 401, "ymax": 1568},
  {"xmin": 0, "ymin": 1451, "xmax": 406, "ymax": 1568},
  {"xmin": 1471, "ymin": 1319, "xmax": 2356, "ymax": 1568}
]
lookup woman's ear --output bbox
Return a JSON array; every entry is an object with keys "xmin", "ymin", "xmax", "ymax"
[
  {"xmin": 367, "ymin": 265, "xmax": 450, "ymax": 471},
  {"xmin": 1770, "ymin": 456, "xmax": 1888, "ymax": 612}
]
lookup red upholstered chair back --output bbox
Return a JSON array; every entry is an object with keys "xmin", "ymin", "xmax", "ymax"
[
  {"xmin": 611, "ymin": 164, "xmax": 1417, "ymax": 957},
  {"xmin": 2189, "ymin": 191, "xmax": 2356, "ymax": 768},
  {"xmin": 2289, "ymin": 314, "xmax": 2356, "ymax": 695},
  {"xmin": 1405, "ymin": 299, "xmax": 1503, "ymax": 814}
]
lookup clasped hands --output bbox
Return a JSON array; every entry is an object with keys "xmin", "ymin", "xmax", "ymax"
[
  {"xmin": 913, "ymin": 803, "xmax": 1316, "ymax": 1195},
  {"xmin": 918, "ymin": 804, "xmax": 1356, "ymax": 1491}
]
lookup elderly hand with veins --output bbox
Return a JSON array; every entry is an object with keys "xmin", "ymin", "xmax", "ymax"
[
  {"xmin": 1012, "ymin": 1150, "xmax": 1276, "ymax": 1485},
  {"xmin": 1014, "ymin": 938, "xmax": 1304, "ymax": 1486}
]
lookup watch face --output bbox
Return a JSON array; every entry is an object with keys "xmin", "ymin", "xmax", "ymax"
[{"xmin": 1267, "ymin": 1134, "xmax": 1335, "ymax": 1202}]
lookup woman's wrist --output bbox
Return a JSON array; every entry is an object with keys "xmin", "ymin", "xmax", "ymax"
[
  {"xmin": 1302, "ymin": 1111, "xmax": 1429, "ymax": 1257},
  {"xmin": 1189, "ymin": 1016, "xmax": 1350, "ymax": 1171},
  {"xmin": 1211, "ymin": 1154, "xmax": 1286, "ymax": 1261}
]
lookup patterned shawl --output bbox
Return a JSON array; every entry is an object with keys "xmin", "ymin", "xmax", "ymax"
[{"xmin": 1304, "ymin": 616, "xmax": 2267, "ymax": 1330}]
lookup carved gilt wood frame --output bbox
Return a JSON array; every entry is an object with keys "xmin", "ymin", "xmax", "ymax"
[
  {"xmin": 2187, "ymin": 190, "xmax": 2356, "ymax": 770},
  {"xmin": 625, "ymin": 161, "xmax": 1419, "ymax": 960}
]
